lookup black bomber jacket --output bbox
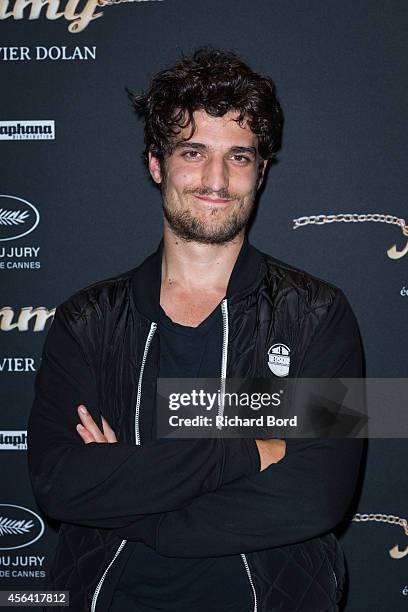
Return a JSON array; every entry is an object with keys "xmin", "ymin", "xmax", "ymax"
[{"xmin": 28, "ymin": 237, "xmax": 364, "ymax": 611}]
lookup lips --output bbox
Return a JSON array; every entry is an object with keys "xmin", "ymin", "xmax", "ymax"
[{"xmin": 194, "ymin": 195, "xmax": 232, "ymax": 204}]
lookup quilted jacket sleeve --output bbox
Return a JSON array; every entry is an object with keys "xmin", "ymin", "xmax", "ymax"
[
  {"xmin": 27, "ymin": 302, "xmax": 259, "ymax": 529},
  {"xmin": 116, "ymin": 288, "xmax": 365, "ymax": 556}
]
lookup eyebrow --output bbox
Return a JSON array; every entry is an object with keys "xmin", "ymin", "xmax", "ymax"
[{"xmin": 173, "ymin": 142, "xmax": 257, "ymax": 156}]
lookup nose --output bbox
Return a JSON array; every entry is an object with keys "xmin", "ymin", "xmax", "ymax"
[{"xmin": 201, "ymin": 155, "xmax": 229, "ymax": 193}]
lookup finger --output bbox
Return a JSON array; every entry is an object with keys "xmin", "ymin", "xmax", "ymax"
[
  {"xmin": 76, "ymin": 423, "xmax": 96, "ymax": 444},
  {"xmin": 101, "ymin": 416, "xmax": 118, "ymax": 443},
  {"xmin": 77, "ymin": 405, "xmax": 106, "ymax": 443}
]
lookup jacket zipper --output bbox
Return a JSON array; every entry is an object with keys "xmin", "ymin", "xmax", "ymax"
[
  {"xmin": 90, "ymin": 321, "xmax": 157, "ymax": 612},
  {"xmin": 90, "ymin": 540, "xmax": 127, "ymax": 612},
  {"xmin": 217, "ymin": 299, "xmax": 229, "ymax": 426},
  {"xmin": 241, "ymin": 553, "xmax": 258, "ymax": 612},
  {"xmin": 220, "ymin": 299, "xmax": 258, "ymax": 612},
  {"xmin": 92, "ymin": 303, "xmax": 259, "ymax": 610},
  {"xmin": 331, "ymin": 565, "xmax": 338, "ymax": 590},
  {"xmin": 135, "ymin": 322, "xmax": 158, "ymax": 445}
]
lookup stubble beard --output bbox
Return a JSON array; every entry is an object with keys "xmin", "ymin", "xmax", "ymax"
[{"xmin": 161, "ymin": 178, "xmax": 258, "ymax": 245}]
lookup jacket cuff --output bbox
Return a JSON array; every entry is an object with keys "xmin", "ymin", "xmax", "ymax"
[{"xmin": 219, "ymin": 438, "xmax": 260, "ymax": 485}]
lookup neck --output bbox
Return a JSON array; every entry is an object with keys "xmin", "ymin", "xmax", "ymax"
[{"xmin": 161, "ymin": 223, "xmax": 245, "ymax": 294}]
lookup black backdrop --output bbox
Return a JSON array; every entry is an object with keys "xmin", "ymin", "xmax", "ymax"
[{"xmin": 1, "ymin": 1, "xmax": 407, "ymax": 609}]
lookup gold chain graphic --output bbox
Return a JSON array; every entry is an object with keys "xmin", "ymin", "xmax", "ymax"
[
  {"xmin": 98, "ymin": 0, "xmax": 163, "ymax": 5},
  {"xmin": 351, "ymin": 513, "xmax": 408, "ymax": 558},
  {"xmin": 293, "ymin": 213, "xmax": 408, "ymax": 259}
]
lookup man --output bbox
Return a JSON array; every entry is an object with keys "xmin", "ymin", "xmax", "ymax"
[{"xmin": 28, "ymin": 47, "xmax": 364, "ymax": 611}]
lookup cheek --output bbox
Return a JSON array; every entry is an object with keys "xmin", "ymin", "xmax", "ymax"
[
  {"xmin": 169, "ymin": 167, "xmax": 201, "ymax": 191},
  {"xmin": 231, "ymin": 170, "xmax": 258, "ymax": 195}
]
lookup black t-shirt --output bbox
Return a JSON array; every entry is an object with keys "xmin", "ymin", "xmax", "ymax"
[{"xmin": 110, "ymin": 303, "xmax": 253, "ymax": 611}]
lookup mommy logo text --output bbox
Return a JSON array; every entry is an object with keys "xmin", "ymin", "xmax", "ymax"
[
  {"xmin": 0, "ymin": 0, "xmax": 163, "ymax": 34},
  {"xmin": 0, "ymin": 307, "xmax": 55, "ymax": 332}
]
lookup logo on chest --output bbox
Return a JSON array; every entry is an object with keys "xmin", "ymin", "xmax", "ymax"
[{"xmin": 267, "ymin": 343, "xmax": 290, "ymax": 377}]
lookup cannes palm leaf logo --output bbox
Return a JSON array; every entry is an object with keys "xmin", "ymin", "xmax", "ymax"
[
  {"xmin": 0, "ymin": 209, "xmax": 30, "ymax": 226},
  {"xmin": 0, "ymin": 516, "xmax": 34, "ymax": 536}
]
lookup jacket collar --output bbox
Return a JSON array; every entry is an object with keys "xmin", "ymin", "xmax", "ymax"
[{"xmin": 131, "ymin": 235, "xmax": 265, "ymax": 322}]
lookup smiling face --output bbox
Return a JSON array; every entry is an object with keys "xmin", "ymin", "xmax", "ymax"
[{"xmin": 148, "ymin": 109, "xmax": 268, "ymax": 244}]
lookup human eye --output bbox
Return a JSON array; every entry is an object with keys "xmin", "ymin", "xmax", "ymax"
[
  {"xmin": 230, "ymin": 154, "xmax": 251, "ymax": 164},
  {"xmin": 181, "ymin": 150, "xmax": 202, "ymax": 159}
]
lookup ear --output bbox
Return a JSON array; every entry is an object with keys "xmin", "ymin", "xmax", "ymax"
[
  {"xmin": 257, "ymin": 159, "xmax": 269, "ymax": 189},
  {"xmin": 148, "ymin": 149, "xmax": 162, "ymax": 184}
]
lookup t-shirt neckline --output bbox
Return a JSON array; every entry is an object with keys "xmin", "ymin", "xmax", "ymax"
[{"xmin": 159, "ymin": 302, "xmax": 223, "ymax": 337}]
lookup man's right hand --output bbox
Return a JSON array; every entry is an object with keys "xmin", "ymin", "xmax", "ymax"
[
  {"xmin": 255, "ymin": 439, "xmax": 286, "ymax": 471},
  {"xmin": 76, "ymin": 405, "xmax": 118, "ymax": 444}
]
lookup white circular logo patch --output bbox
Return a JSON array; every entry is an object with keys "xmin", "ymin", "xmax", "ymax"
[{"xmin": 267, "ymin": 343, "xmax": 290, "ymax": 377}]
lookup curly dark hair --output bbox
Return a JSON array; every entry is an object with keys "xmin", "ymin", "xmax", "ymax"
[{"xmin": 128, "ymin": 47, "xmax": 284, "ymax": 171}]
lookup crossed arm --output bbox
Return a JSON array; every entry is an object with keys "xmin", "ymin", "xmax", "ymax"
[
  {"xmin": 75, "ymin": 407, "xmax": 363, "ymax": 557},
  {"xmin": 28, "ymin": 289, "xmax": 364, "ymax": 556},
  {"xmin": 75, "ymin": 403, "xmax": 286, "ymax": 470},
  {"xmin": 28, "ymin": 305, "xmax": 283, "ymax": 531}
]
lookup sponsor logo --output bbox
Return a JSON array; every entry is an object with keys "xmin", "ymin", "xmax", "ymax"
[
  {"xmin": 0, "ymin": 555, "xmax": 46, "ymax": 578},
  {"xmin": 0, "ymin": 505, "xmax": 44, "ymax": 551},
  {"xmin": 0, "ymin": 246, "xmax": 41, "ymax": 270},
  {"xmin": 402, "ymin": 586, "xmax": 408, "ymax": 596},
  {"xmin": 0, "ymin": 307, "xmax": 55, "ymax": 332},
  {"xmin": 0, "ymin": 431, "xmax": 27, "ymax": 450},
  {"xmin": 0, "ymin": 120, "xmax": 54, "ymax": 140},
  {"xmin": 0, "ymin": 357, "xmax": 36, "ymax": 372},
  {"xmin": 0, "ymin": 0, "xmax": 163, "ymax": 34},
  {"xmin": 267, "ymin": 343, "xmax": 290, "ymax": 377},
  {"xmin": 0, "ymin": 46, "xmax": 96, "ymax": 61},
  {"xmin": 401, "ymin": 286, "xmax": 408, "ymax": 296},
  {"xmin": 0, "ymin": 195, "xmax": 42, "ymax": 269},
  {"xmin": 293, "ymin": 213, "xmax": 408, "ymax": 260},
  {"xmin": 0, "ymin": 195, "xmax": 39, "ymax": 242}
]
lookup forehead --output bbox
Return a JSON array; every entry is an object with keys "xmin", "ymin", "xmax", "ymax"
[{"xmin": 175, "ymin": 109, "xmax": 258, "ymax": 148}]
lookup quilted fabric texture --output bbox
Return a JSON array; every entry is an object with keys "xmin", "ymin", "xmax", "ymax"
[
  {"xmin": 46, "ymin": 527, "xmax": 344, "ymax": 611},
  {"xmin": 47, "ymin": 524, "xmax": 122, "ymax": 610},
  {"xmin": 249, "ymin": 533, "xmax": 344, "ymax": 611}
]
